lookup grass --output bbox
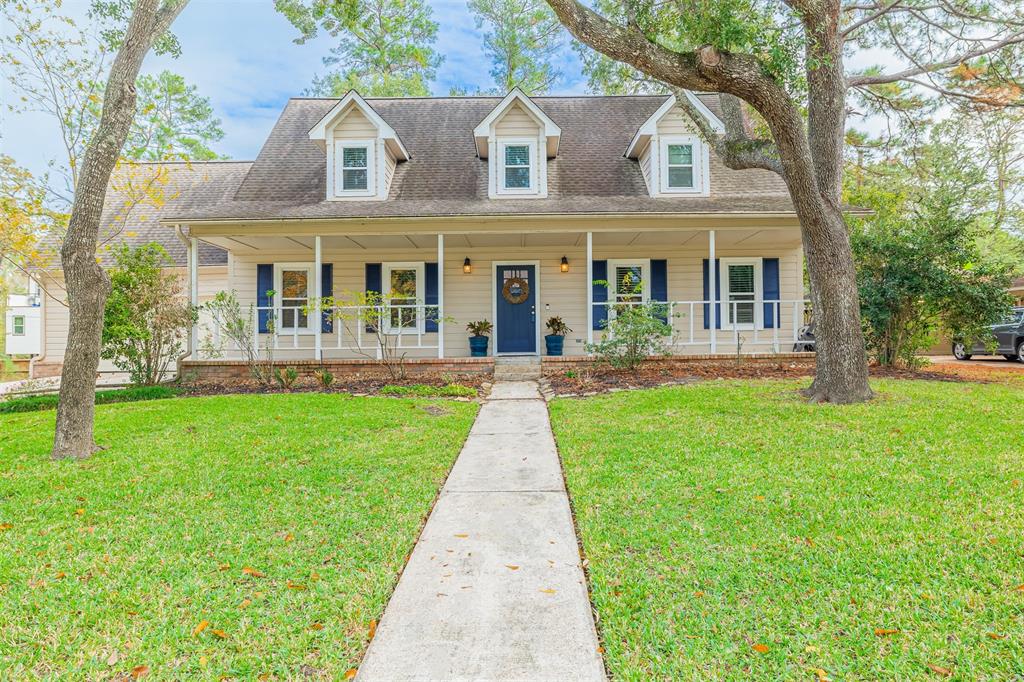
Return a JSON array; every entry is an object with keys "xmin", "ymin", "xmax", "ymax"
[
  {"xmin": 0, "ymin": 385, "xmax": 178, "ymax": 414},
  {"xmin": 550, "ymin": 379, "xmax": 1024, "ymax": 680},
  {"xmin": 378, "ymin": 383, "xmax": 477, "ymax": 398},
  {"xmin": 0, "ymin": 393, "xmax": 477, "ymax": 679}
]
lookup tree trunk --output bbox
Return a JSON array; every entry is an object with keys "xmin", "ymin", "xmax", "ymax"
[{"xmin": 52, "ymin": 0, "xmax": 187, "ymax": 460}]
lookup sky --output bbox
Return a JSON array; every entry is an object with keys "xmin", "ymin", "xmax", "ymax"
[{"xmin": 0, "ymin": 0, "xmax": 587, "ymax": 178}]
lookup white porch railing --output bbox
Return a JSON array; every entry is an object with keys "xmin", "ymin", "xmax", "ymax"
[{"xmin": 593, "ymin": 299, "xmax": 815, "ymax": 354}]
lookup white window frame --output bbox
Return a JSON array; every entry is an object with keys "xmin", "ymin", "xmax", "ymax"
[
  {"xmin": 332, "ymin": 139, "xmax": 376, "ymax": 198},
  {"xmin": 658, "ymin": 134, "xmax": 707, "ymax": 195},
  {"xmin": 382, "ymin": 262, "xmax": 425, "ymax": 335},
  {"xmin": 719, "ymin": 257, "xmax": 763, "ymax": 330},
  {"xmin": 497, "ymin": 139, "xmax": 537, "ymax": 195},
  {"xmin": 11, "ymin": 315, "xmax": 25, "ymax": 336},
  {"xmin": 274, "ymin": 262, "xmax": 316, "ymax": 334},
  {"xmin": 606, "ymin": 259, "xmax": 651, "ymax": 319}
]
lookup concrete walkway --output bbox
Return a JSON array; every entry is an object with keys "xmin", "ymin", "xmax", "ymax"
[{"xmin": 357, "ymin": 381, "xmax": 605, "ymax": 682}]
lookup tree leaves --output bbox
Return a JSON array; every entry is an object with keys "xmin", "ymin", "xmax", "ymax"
[{"xmin": 192, "ymin": 620, "xmax": 210, "ymax": 637}]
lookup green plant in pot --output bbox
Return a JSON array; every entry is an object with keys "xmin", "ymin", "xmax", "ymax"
[
  {"xmin": 466, "ymin": 320, "xmax": 493, "ymax": 357},
  {"xmin": 544, "ymin": 316, "xmax": 572, "ymax": 356}
]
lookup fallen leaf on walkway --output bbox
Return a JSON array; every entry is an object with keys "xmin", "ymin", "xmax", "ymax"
[
  {"xmin": 539, "ymin": 588, "xmax": 556, "ymax": 595},
  {"xmin": 242, "ymin": 567, "xmax": 265, "ymax": 578},
  {"xmin": 454, "ymin": 534, "xmax": 468, "ymax": 538},
  {"xmin": 192, "ymin": 620, "xmax": 210, "ymax": 637},
  {"xmin": 926, "ymin": 663, "xmax": 952, "ymax": 677},
  {"xmin": 874, "ymin": 628, "xmax": 900, "ymax": 636},
  {"xmin": 752, "ymin": 643, "xmax": 769, "ymax": 653},
  {"xmin": 505, "ymin": 565, "xmax": 519, "ymax": 571},
  {"xmin": 344, "ymin": 669, "xmax": 357, "ymax": 680}
]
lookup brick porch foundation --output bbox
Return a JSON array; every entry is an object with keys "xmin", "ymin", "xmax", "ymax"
[{"xmin": 179, "ymin": 357, "xmax": 496, "ymax": 382}]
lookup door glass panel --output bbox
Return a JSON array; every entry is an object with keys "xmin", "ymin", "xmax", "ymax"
[{"xmin": 281, "ymin": 269, "xmax": 309, "ymax": 329}]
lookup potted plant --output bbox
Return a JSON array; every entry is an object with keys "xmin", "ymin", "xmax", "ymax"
[
  {"xmin": 544, "ymin": 316, "xmax": 572, "ymax": 356},
  {"xmin": 466, "ymin": 320, "xmax": 493, "ymax": 357}
]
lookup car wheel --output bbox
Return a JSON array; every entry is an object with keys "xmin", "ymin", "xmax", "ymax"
[
  {"xmin": 1017, "ymin": 340, "xmax": 1024, "ymax": 363},
  {"xmin": 1004, "ymin": 355, "xmax": 1017, "ymax": 361},
  {"xmin": 952, "ymin": 343, "xmax": 972, "ymax": 361}
]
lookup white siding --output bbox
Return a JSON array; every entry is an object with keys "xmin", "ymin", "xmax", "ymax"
[
  {"xmin": 494, "ymin": 102, "xmax": 541, "ymax": 136},
  {"xmin": 332, "ymin": 107, "xmax": 377, "ymax": 139},
  {"xmin": 657, "ymin": 108, "xmax": 698, "ymax": 135}
]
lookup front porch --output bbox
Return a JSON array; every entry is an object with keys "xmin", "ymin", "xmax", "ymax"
[{"xmin": 182, "ymin": 223, "xmax": 814, "ymax": 364}]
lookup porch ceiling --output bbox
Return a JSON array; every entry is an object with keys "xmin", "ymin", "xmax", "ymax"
[{"xmin": 199, "ymin": 228, "xmax": 802, "ymax": 253}]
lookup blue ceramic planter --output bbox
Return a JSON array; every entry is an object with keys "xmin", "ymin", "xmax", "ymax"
[
  {"xmin": 469, "ymin": 335, "xmax": 489, "ymax": 357},
  {"xmin": 544, "ymin": 334, "xmax": 565, "ymax": 356}
]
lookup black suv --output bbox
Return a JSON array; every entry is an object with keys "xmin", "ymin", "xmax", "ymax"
[{"xmin": 953, "ymin": 307, "xmax": 1024, "ymax": 362}]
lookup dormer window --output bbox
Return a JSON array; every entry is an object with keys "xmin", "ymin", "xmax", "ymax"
[
  {"xmin": 474, "ymin": 88, "xmax": 560, "ymax": 200},
  {"xmin": 661, "ymin": 136, "xmax": 701, "ymax": 193},
  {"xmin": 308, "ymin": 90, "xmax": 410, "ymax": 202},
  {"xmin": 336, "ymin": 141, "xmax": 374, "ymax": 195},
  {"xmin": 501, "ymin": 141, "xmax": 536, "ymax": 193}
]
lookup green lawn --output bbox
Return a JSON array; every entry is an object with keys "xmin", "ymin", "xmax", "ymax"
[
  {"xmin": 550, "ymin": 380, "xmax": 1024, "ymax": 680},
  {"xmin": 0, "ymin": 393, "xmax": 476, "ymax": 679}
]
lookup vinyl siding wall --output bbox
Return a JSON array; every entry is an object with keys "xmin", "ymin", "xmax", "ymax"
[{"xmin": 221, "ymin": 241, "xmax": 804, "ymax": 360}]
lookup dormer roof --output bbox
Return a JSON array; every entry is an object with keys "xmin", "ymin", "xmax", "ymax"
[
  {"xmin": 625, "ymin": 91, "xmax": 725, "ymax": 158},
  {"xmin": 472, "ymin": 88, "xmax": 562, "ymax": 158},
  {"xmin": 308, "ymin": 90, "xmax": 410, "ymax": 161}
]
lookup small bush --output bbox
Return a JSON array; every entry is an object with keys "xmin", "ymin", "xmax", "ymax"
[
  {"xmin": 378, "ymin": 384, "xmax": 476, "ymax": 397},
  {"xmin": 273, "ymin": 366, "xmax": 299, "ymax": 389},
  {"xmin": 313, "ymin": 368, "xmax": 335, "ymax": 388},
  {"xmin": 0, "ymin": 386, "xmax": 178, "ymax": 414}
]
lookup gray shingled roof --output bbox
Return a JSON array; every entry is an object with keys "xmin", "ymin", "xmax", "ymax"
[
  {"xmin": 98, "ymin": 161, "xmax": 250, "ymax": 266},
  {"xmin": 167, "ymin": 95, "xmax": 794, "ymax": 222}
]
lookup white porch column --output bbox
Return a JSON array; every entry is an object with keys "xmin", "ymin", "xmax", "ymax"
[
  {"xmin": 708, "ymin": 229, "xmax": 717, "ymax": 354},
  {"xmin": 586, "ymin": 231, "xmax": 593, "ymax": 350},
  {"xmin": 189, "ymin": 235, "xmax": 199, "ymax": 357},
  {"xmin": 437, "ymin": 233, "xmax": 445, "ymax": 359},
  {"xmin": 314, "ymin": 235, "xmax": 322, "ymax": 361}
]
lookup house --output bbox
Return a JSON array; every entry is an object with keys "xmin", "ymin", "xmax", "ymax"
[
  {"xmin": 1011, "ymin": 276, "xmax": 1024, "ymax": 306},
  {"xmin": 5, "ymin": 278, "xmax": 42, "ymax": 358},
  {"xmin": 35, "ymin": 89, "xmax": 822, "ymax": 379}
]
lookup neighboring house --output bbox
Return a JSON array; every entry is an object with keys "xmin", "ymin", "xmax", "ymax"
[
  {"xmin": 37, "ymin": 89, "xmax": 829, "ymax": 378},
  {"xmin": 5, "ymin": 278, "xmax": 42, "ymax": 357},
  {"xmin": 1011, "ymin": 276, "xmax": 1024, "ymax": 305}
]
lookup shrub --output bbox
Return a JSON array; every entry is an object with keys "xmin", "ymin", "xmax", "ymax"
[
  {"xmin": 545, "ymin": 316, "xmax": 572, "ymax": 336},
  {"xmin": 466, "ymin": 320, "xmax": 493, "ymax": 336},
  {"xmin": 203, "ymin": 291, "xmax": 276, "ymax": 385},
  {"xmin": 102, "ymin": 244, "xmax": 196, "ymax": 385},
  {"xmin": 313, "ymin": 368, "xmax": 335, "ymax": 388},
  {"xmin": 0, "ymin": 386, "xmax": 177, "ymax": 414},
  {"xmin": 585, "ymin": 302, "xmax": 672, "ymax": 371},
  {"xmin": 273, "ymin": 366, "xmax": 299, "ymax": 389}
]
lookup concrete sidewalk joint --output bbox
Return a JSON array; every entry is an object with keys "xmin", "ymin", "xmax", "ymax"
[{"xmin": 357, "ymin": 381, "xmax": 604, "ymax": 681}]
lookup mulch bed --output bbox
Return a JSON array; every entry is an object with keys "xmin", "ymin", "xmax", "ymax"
[
  {"xmin": 543, "ymin": 360, "xmax": 999, "ymax": 396},
  {"xmin": 177, "ymin": 372, "xmax": 488, "ymax": 399}
]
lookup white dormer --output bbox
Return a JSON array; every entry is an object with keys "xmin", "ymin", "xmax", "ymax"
[
  {"xmin": 473, "ymin": 88, "xmax": 560, "ymax": 199},
  {"xmin": 309, "ymin": 91, "xmax": 410, "ymax": 201},
  {"xmin": 625, "ymin": 91, "xmax": 723, "ymax": 198}
]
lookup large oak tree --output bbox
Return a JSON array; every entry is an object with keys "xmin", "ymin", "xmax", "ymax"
[
  {"xmin": 51, "ymin": 0, "xmax": 189, "ymax": 460},
  {"xmin": 546, "ymin": 0, "xmax": 1024, "ymax": 403}
]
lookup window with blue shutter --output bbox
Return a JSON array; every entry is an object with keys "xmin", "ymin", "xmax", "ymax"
[
  {"xmin": 592, "ymin": 260, "xmax": 608, "ymax": 330},
  {"xmin": 425, "ymin": 262, "xmax": 439, "ymax": 332},
  {"xmin": 365, "ymin": 263, "xmax": 381, "ymax": 332},
  {"xmin": 762, "ymin": 258, "xmax": 780, "ymax": 329},
  {"xmin": 702, "ymin": 259, "xmax": 721, "ymax": 329},
  {"xmin": 256, "ymin": 264, "xmax": 273, "ymax": 333},
  {"xmin": 650, "ymin": 259, "xmax": 668, "ymax": 324},
  {"xmin": 321, "ymin": 263, "xmax": 333, "ymax": 333}
]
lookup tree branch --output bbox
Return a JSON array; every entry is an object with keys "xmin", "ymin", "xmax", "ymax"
[{"xmin": 672, "ymin": 88, "xmax": 785, "ymax": 175}]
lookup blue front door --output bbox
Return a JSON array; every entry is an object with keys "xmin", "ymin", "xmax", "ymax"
[{"xmin": 496, "ymin": 264, "xmax": 537, "ymax": 354}]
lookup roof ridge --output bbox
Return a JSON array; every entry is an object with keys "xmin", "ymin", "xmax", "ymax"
[
  {"xmin": 288, "ymin": 94, "xmax": 673, "ymax": 102},
  {"xmin": 118, "ymin": 159, "xmax": 254, "ymax": 165}
]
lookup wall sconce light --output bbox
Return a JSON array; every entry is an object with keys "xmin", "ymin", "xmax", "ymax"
[
  {"xmin": 560, "ymin": 256, "xmax": 569, "ymax": 273},
  {"xmin": 463, "ymin": 257, "xmax": 472, "ymax": 274}
]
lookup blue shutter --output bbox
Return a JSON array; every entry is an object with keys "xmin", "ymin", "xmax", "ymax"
[
  {"xmin": 321, "ymin": 263, "xmax": 333, "ymax": 333},
  {"xmin": 424, "ymin": 262, "xmax": 439, "ymax": 332},
  {"xmin": 592, "ymin": 260, "xmax": 608, "ymax": 330},
  {"xmin": 702, "ymin": 259, "xmax": 721, "ymax": 330},
  {"xmin": 762, "ymin": 258, "xmax": 780, "ymax": 329},
  {"xmin": 650, "ymin": 259, "xmax": 668, "ymax": 323},
  {"xmin": 256, "ymin": 264, "xmax": 273, "ymax": 333},
  {"xmin": 365, "ymin": 263, "xmax": 381, "ymax": 332}
]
